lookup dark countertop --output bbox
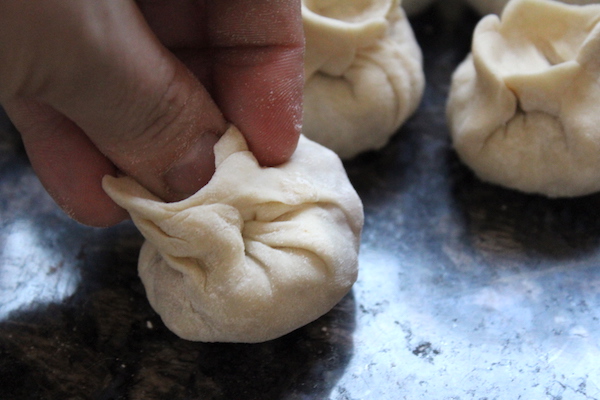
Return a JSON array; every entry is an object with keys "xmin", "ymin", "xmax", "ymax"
[{"xmin": 1, "ymin": 6, "xmax": 600, "ymax": 400}]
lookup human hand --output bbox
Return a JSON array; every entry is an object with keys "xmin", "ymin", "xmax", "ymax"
[{"xmin": 0, "ymin": 0, "xmax": 304, "ymax": 227}]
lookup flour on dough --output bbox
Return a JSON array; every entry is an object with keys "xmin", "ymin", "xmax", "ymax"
[
  {"xmin": 447, "ymin": 0, "xmax": 600, "ymax": 197},
  {"xmin": 302, "ymin": 0, "xmax": 424, "ymax": 159},
  {"xmin": 103, "ymin": 126, "xmax": 364, "ymax": 343}
]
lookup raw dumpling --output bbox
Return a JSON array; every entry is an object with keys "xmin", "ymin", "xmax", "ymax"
[
  {"xmin": 302, "ymin": 0, "xmax": 425, "ymax": 159},
  {"xmin": 102, "ymin": 126, "xmax": 363, "ymax": 343},
  {"xmin": 446, "ymin": 0, "xmax": 600, "ymax": 197},
  {"xmin": 463, "ymin": 0, "xmax": 599, "ymax": 15}
]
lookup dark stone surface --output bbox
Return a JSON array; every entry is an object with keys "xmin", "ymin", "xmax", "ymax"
[{"xmin": 1, "ymin": 5, "xmax": 600, "ymax": 400}]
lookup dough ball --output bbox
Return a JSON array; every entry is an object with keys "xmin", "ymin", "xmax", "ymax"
[
  {"xmin": 447, "ymin": 0, "xmax": 600, "ymax": 197},
  {"xmin": 302, "ymin": 0, "xmax": 425, "ymax": 159},
  {"xmin": 103, "ymin": 126, "xmax": 364, "ymax": 343},
  {"xmin": 463, "ymin": 0, "xmax": 600, "ymax": 15}
]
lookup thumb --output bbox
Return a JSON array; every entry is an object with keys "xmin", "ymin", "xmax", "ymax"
[{"xmin": 1, "ymin": 1, "xmax": 226, "ymax": 226}]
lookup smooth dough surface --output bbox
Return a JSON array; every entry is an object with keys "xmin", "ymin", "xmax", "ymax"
[
  {"xmin": 463, "ymin": 0, "xmax": 600, "ymax": 15},
  {"xmin": 103, "ymin": 126, "xmax": 363, "ymax": 343},
  {"xmin": 447, "ymin": 0, "xmax": 600, "ymax": 197},
  {"xmin": 302, "ymin": 0, "xmax": 424, "ymax": 159}
]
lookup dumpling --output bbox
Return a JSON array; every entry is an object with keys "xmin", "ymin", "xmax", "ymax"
[
  {"xmin": 102, "ymin": 126, "xmax": 364, "ymax": 343},
  {"xmin": 446, "ymin": 0, "xmax": 600, "ymax": 197},
  {"xmin": 463, "ymin": 0, "xmax": 599, "ymax": 15},
  {"xmin": 302, "ymin": 0, "xmax": 425, "ymax": 159}
]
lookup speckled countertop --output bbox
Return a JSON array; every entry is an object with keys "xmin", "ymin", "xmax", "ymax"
[{"xmin": 1, "ymin": 6, "xmax": 600, "ymax": 400}]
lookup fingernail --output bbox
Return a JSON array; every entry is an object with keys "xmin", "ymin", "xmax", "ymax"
[{"xmin": 164, "ymin": 132, "xmax": 220, "ymax": 201}]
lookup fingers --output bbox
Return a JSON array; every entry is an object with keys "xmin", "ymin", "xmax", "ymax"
[
  {"xmin": 212, "ymin": 45, "xmax": 304, "ymax": 166},
  {"xmin": 2, "ymin": 0, "xmax": 226, "ymax": 206},
  {"xmin": 208, "ymin": 0, "xmax": 305, "ymax": 166},
  {"xmin": 3, "ymin": 99, "xmax": 129, "ymax": 227},
  {"xmin": 0, "ymin": 1, "xmax": 303, "ymax": 227},
  {"xmin": 1, "ymin": 1, "xmax": 227, "ymax": 226},
  {"xmin": 138, "ymin": 0, "xmax": 305, "ymax": 166},
  {"xmin": 34, "ymin": 2, "xmax": 228, "ymax": 201}
]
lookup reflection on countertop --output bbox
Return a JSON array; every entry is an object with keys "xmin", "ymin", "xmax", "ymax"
[{"xmin": 1, "ymin": 6, "xmax": 600, "ymax": 400}]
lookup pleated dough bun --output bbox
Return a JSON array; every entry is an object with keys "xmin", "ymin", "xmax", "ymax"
[
  {"xmin": 302, "ymin": 0, "xmax": 425, "ymax": 159},
  {"xmin": 103, "ymin": 126, "xmax": 363, "ymax": 343},
  {"xmin": 447, "ymin": 0, "xmax": 600, "ymax": 197}
]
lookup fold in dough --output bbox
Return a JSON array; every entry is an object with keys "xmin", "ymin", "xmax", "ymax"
[
  {"xmin": 103, "ymin": 126, "xmax": 363, "ymax": 343},
  {"xmin": 447, "ymin": 0, "xmax": 600, "ymax": 197},
  {"xmin": 302, "ymin": 0, "xmax": 424, "ymax": 159}
]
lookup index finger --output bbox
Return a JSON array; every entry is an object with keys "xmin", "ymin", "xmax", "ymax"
[{"xmin": 207, "ymin": 0, "xmax": 305, "ymax": 166}]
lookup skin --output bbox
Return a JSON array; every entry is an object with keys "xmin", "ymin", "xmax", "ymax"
[{"xmin": 0, "ymin": 0, "xmax": 304, "ymax": 227}]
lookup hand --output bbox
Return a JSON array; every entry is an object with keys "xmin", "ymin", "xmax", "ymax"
[{"xmin": 0, "ymin": 0, "xmax": 304, "ymax": 227}]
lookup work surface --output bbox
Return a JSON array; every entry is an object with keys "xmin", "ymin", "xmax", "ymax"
[{"xmin": 1, "ymin": 7, "xmax": 600, "ymax": 400}]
